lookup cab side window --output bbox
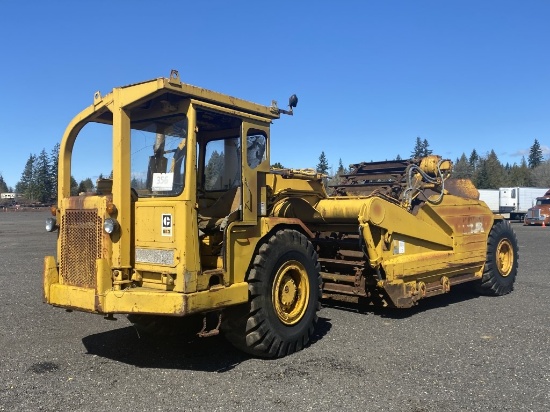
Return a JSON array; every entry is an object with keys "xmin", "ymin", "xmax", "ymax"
[
  {"xmin": 246, "ymin": 132, "xmax": 267, "ymax": 169},
  {"xmin": 204, "ymin": 137, "xmax": 241, "ymax": 191}
]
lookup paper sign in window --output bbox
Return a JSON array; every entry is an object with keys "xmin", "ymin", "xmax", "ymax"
[{"xmin": 152, "ymin": 173, "xmax": 174, "ymax": 191}]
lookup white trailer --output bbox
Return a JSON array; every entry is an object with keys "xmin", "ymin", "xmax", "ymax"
[
  {"xmin": 478, "ymin": 189, "xmax": 499, "ymax": 213},
  {"xmin": 499, "ymin": 187, "xmax": 549, "ymax": 221}
]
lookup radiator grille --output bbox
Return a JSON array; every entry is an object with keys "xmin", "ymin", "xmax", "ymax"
[
  {"xmin": 60, "ymin": 209, "xmax": 103, "ymax": 288},
  {"xmin": 526, "ymin": 209, "xmax": 541, "ymax": 219}
]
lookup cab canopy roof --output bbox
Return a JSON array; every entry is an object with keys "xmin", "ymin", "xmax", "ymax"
[{"xmin": 87, "ymin": 70, "xmax": 282, "ymax": 126}]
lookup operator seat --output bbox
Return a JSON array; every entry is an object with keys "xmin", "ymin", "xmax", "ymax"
[{"xmin": 198, "ymin": 186, "xmax": 241, "ymax": 233}]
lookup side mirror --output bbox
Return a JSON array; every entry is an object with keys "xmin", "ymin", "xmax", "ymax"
[
  {"xmin": 288, "ymin": 94, "xmax": 298, "ymax": 109},
  {"xmin": 270, "ymin": 94, "xmax": 299, "ymax": 116}
]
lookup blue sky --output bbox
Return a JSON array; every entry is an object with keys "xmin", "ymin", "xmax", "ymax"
[{"xmin": 1, "ymin": 0, "xmax": 549, "ymax": 189}]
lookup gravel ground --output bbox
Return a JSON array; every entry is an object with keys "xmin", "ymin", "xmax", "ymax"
[{"xmin": 0, "ymin": 211, "xmax": 548, "ymax": 411}]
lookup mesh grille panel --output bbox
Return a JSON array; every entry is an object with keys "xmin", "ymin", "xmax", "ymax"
[
  {"xmin": 527, "ymin": 209, "xmax": 541, "ymax": 219},
  {"xmin": 60, "ymin": 209, "xmax": 103, "ymax": 288}
]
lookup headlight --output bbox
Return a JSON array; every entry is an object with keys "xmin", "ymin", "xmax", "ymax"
[
  {"xmin": 45, "ymin": 217, "xmax": 57, "ymax": 232},
  {"xmin": 103, "ymin": 218, "xmax": 119, "ymax": 234}
]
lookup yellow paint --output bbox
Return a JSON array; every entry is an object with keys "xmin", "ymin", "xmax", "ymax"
[
  {"xmin": 101, "ymin": 282, "xmax": 249, "ymax": 315},
  {"xmin": 45, "ymin": 70, "xmax": 503, "ymax": 323},
  {"xmin": 49, "ymin": 284, "xmax": 96, "ymax": 312},
  {"xmin": 43, "ymin": 256, "xmax": 58, "ymax": 302},
  {"xmin": 272, "ymin": 260, "xmax": 310, "ymax": 325},
  {"xmin": 496, "ymin": 238, "xmax": 514, "ymax": 277}
]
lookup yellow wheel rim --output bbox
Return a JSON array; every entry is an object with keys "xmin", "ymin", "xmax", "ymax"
[
  {"xmin": 496, "ymin": 238, "xmax": 514, "ymax": 277},
  {"xmin": 272, "ymin": 260, "xmax": 310, "ymax": 326}
]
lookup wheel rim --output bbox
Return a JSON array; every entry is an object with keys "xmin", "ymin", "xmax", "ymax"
[
  {"xmin": 496, "ymin": 238, "xmax": 514, "ymax": 277},
  {"xmin": 272, "ymin": 260, "xmax": 310, "ymax": 326}
]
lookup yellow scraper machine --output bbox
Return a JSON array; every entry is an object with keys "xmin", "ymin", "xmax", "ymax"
[{"xmin": 44, "ymin": 70, "xmax": 518, "ymax": 358}]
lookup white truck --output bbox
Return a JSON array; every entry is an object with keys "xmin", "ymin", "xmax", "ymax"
[
  {"xmin": 499, "ymin": 187, "xmax": 549, "ymax": 221},
  {"xmin": 478, "ymin": 189, "xmax": 500, "ymax": 213}
]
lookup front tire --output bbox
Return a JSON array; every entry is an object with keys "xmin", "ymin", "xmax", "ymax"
[
  {"xmin": 477, "ymin": 220, "xmax": 519, "ymax": 296},
  {"xmin": 222, "ymin": 229, "xmax": 322, "ymax": 358}
]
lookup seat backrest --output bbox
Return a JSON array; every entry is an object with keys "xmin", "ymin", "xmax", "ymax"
[{"xmin": 200, "ymin": 186, "xmax": 241, "ymax": 218}]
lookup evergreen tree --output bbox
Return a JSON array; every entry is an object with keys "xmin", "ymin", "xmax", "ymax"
[
  {"xmin": 453, "ymin": 153, "xmax": 471, "ymax": 179},
  {"xmin": 78, "ymin": 178, "xmax": 94, "ymax": 194},
  {"xmin": 474, "ymin": 151, "xmax": 504, "ymax": 189},
  {"xmin": 411, "ymin": 137, "xmax": 423, "ymax": 158},
  {"xmin": 0, "ymin": 174, "xmax": 8, "ymax": 193},
  {"xmin": 16, "ymin": 154, "xmax": 37, "ymax": 201},
  {"xmin": 49, "ymin": 143, "xmax": 60, "ymax": 200},
  {"xmin": 486, "ymin": 150, "xmax": 505, "ymax": 188},
  {"xmin": 316, "ymin": 151, "xmax": 329, "ymax": 175},
  {"xmin": 422, "ymin": 139, "xmax": 432, "ymax": 157},
  {"xmin": 508, "ymin": 157, "xmax": 532, "ymax": 186},
  {"xmin": 35, "ymin": 149, "xmax": 53, "ymax": 203},
  {"xmin": 271, "ymin": 162, "xmax": 284, "ymax": 169},
  {"xmin": 330, "ymin": 158, "xmax": 348, "ymax": 188},
  {"xmin": 131, "ymin": 176, "xmax": 146, "ymax": 190},
  {"xmin": 473, "ymin": 159, "xmax": 490, "ymax": 189},
  {"xmin": 411, "ymin": 137, "xmax": 432, "ymax": 158},
  {"xmin": 336, "ymin": 158, "xmax": 347, "ymax": 176},
  {"xmin": 469, "ymin": 149, "xmax": 479, "ymax": 172},
  {"xmin": 528, "ymin": 139, "xmax": 543, "ymax": 168},
  {"xmin": 532, "ymin": 159, "xmax": 550, "ymax": 187},
  {"xmin": 205, "ymin": 150, "xmax": 225, "ymax": 189},
  {"xmin": 396, "ymin": 154, "xmax": 402, "ymax": 160},
  {"xmin": 70, "ymin": 176, "xmax": 79, "ymax": 196}
]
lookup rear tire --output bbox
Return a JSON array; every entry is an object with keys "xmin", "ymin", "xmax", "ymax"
[
  {"xmin": 477, "ymin": 220, "xmax": 518, "ymax": 296},
  {"xmin": 222, "ymin": 229, "xmax": 322, "ymax": 358}
]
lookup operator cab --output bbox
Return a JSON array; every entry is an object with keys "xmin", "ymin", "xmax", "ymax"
[{"xmin": 52, "ymin": 72, "xmax": 285, "ymax": 284}]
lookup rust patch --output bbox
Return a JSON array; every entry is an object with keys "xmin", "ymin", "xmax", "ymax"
[
  {"xmin": 380, "ymin": 281, "xmax": 415, "ymax": 308},
  {"xmin": 262, "ymin": 217, "xmax": 315, "ymax": 238}
]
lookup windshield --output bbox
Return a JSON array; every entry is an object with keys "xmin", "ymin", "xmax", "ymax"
[
  {"xmin": 536, "ymin": 198, "xmax": 550, "ymax": 206},
  {"xmin": 131, "ymin": 115, "xmax": 188, "ymax": 197}
]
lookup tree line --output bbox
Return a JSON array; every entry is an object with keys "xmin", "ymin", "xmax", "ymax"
[
  {"xmin": 1, "ymin": 143, "xmax": 96, "ymax": 205},
  {"xmin": 307, "ymin": 137, "xmax": 550, "ymax": 190},
  {"xmin": 1, "ymin": 137, "xmax": 548, "ymax": 205}
]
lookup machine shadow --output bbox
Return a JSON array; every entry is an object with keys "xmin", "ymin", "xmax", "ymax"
[
  {"xmin": 322, "ymin": 283, "xmax": 481, "ymax": 319},
  {"xmin": 81, "ymin": 316, "xmax": 332, "ymax": 371}
]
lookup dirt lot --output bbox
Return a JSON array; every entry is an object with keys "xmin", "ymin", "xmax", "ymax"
[{"xmin": 0, "ymin": 211, "xmax": 548, "ymax": 411}]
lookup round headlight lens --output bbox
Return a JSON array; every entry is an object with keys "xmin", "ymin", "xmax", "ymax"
[
  {"xmin": 104, "ymin": 218, "xmax": 119, "ymax": 234},
  {"xmin": 45, "ymin": 217, "xmax": 57, "ymax": 232}
]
